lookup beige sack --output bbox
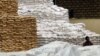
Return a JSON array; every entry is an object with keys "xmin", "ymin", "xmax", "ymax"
[{"xmin": 0, "ymin": 16, "xmax": 38, "ymax": 52}]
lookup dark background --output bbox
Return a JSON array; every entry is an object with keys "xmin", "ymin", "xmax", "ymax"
[{"xmin": 54, "ymin": 0, "xmax": 100, "ymax": 18}]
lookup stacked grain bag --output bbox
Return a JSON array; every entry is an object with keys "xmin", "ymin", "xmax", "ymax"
[
  {"xmin": 0, "ymin": 0, "xmax": 38, "ymax": 52},
  {"xmin": 18, "ymin": 0, "xmax": 100, "ymax": 47},
  {"xmin": 0, "ymin": 0, "xmax": 18, "ymax": 16}
]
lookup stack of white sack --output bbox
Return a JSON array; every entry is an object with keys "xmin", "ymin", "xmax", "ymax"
[
  {"xmin": 18, "ymin": 4, "xmax": 69, "ymax": 21},
  {"xmin": 37, "ymin": 20, "xmax": 99, "ymax": 38},
  {"xmin": 18, "ymin": 0, "xmax": 99, "ymax": 39},
  {"xmin": 0, "ymin": 41, "xmax": 100, "ymax": 56},
  {"xmin": 18, "ymin": 0, "xmax": 54, "ymax": 5}
]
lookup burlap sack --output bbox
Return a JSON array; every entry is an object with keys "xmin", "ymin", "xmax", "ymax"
[
  {"xmin": 0, "ymin": 0, "xmax": 18, "ymax": 15},
  {"xmin": 0, "ymin": 16, "xmax": 38, "ymax": 52}
]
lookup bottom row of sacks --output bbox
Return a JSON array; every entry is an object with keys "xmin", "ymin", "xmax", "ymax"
[{"xmin": 0, "ymin": 41, "xmax": 100, "ymax": 56}]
